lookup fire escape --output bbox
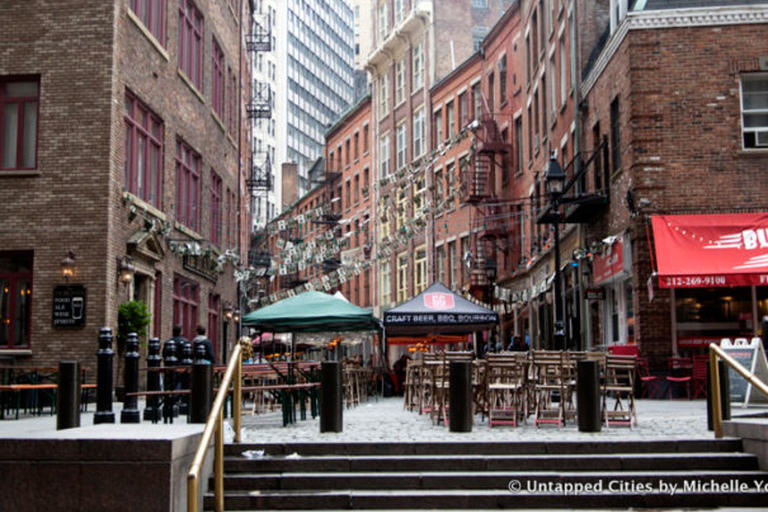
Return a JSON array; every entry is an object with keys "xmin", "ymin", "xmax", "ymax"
[
  {"xmin": 314, "ymin": 157, "xmax": 343, "ymax": 279},
  {"xmin": 246, "ymin": 11, "xmax": 273, "ymax": 300},
  {"xmin": 463, "ymin": 102, "xmax": 513, "ymax": 297}
]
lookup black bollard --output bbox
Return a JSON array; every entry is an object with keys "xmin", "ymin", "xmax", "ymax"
[
  {"xmin": 179, "ymin": 341, "xmax": 193, "ymax": 415},
  {"xmin": 577, "ymin": 360, "xmax": 601, "ymax": 432},
  {"xmin": 320, "ymin": 361, "xmax": 342, "ymax": 433},
  {"xmin": 57, "ymin": 361, "xmax": 80, "ymax": 430},
  {"xmin": 449, "ymin": 360, "xmax": 472, "ymax": 432},
  {"xmin": 94, "ymin": 327, "xmax": 116, "ymax": 424},
  {"xmin": 162, "ymin": 338, "xmax": 179, "ymax": 422},
  {"xmin": 121, "ymin": 332, "xmax": 141, "ymax": 423},
  {"xmin": 190, "ymin": 343, "xmax": 213, "ymax": 423},
  {"xmin": 144, "ymin": 337, "xmax": 161, "ymax": 422}
]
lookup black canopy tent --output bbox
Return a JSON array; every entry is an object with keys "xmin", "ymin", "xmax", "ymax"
[{"xmin": 383, "ymin": 282, "xmax": 499, "ymax": 340}]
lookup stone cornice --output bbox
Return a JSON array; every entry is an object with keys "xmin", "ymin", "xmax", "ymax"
[{"xmin": 581, "ymin": 6, "xmax": 768, "ymax": 97}]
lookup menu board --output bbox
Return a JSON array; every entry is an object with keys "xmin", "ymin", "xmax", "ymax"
[
  {"xmin": 720, "ymin": 338, "xmax": 768, "ymax": 407},
  {"xmin": 53, "ymin": 285, "xmax": 87, "ymax": 328}
]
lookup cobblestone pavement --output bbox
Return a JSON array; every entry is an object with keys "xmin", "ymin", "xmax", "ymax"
[{"xmin": 237, "ymin": 397, "xmax": 722, "ymax": 444}]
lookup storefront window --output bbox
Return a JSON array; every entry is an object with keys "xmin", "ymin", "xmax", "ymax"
[{"xmin": 675, "ymin": 287, "xmax": 753, "ymax": 348}]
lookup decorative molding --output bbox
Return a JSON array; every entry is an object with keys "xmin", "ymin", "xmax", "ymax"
[{"xmin": 582, "ymin": 7, "xmax": 768, "ymax": 97}]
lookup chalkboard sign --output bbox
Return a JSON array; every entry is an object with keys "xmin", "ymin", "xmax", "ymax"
[
  {"xmin": 53, "ymin": 285, "xmax": 87, "ymax": 328},
  {"xmin": 720, "ymin": 338, "xmax": 768, "ymax": 407}
]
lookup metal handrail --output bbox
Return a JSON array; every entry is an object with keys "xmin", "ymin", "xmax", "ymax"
[
  {"xmin": 187, "ymin": 343, "xmax": 243, "ymax": 512},
  {"xmin": 710, "ymin": 343, "xmax": 768, "ymax": 438}
]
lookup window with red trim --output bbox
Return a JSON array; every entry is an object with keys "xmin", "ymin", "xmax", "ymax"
[
  {"xmin": 129, "ymin": 0, "xmax": 166, "ymax": 44},
  {"xmin": 1, "ymin": 77, "xmax": 39, "ymax": 170},
  {"xmin": 212, "ymin": 38, "xmax": 225, "ymax": 119},
  {"xmin": 173, "ymin": 275, "xmax": 198, "ymax": 340},
  {"xmin": 208, "ymin": 293, "xmax": 220, "ymax": 362},
  {"xmin": 179, "ymin": 0, "xmax": 203, "ymax": 89},
  {"xmin": 176, "ymin": 139, "xmax": 201, "ymax": 231},
  {"xmin": 0, "ymin": 252, "xmax": 33, "ymax": 349},
  {"xmin": 124, "ymin": 91, "xmax": 163, "ymax": 207},
  {"xmin": 210, "ymin": 170, "xmax": 222, "ymax": 246}
]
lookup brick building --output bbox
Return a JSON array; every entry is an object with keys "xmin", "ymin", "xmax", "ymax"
[
  {"xmin": 578, "ymin": 0, "xmax": 768, "ymax": 368},
  {"xmin": 0, "ymin": 0, "xmax": 253, "ymax": 369}
]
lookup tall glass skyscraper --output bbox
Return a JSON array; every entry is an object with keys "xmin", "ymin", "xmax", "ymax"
[{"xmin": 252, "ymin": 0, "xmax": 355, "ymax": 228}]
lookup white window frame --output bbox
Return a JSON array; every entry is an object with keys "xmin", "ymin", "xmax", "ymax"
[
  {"xmin": 378, "ymin": 2, "xmax": 388, "ymax": 41},
  {"xmin": 380, "ymin": 133, "xmax": 391, "ymax": 177},
  {"xmin": 397, "ymin": 252, "xmax": 409, "ymax": 303},
  {"xmin": 378, "ymin": 73, "xmax": 389, "ymax": 117},
  {"xmin": 395, "ymin": 58, "xmax": 406, "ymax": 105},
  {"xmin": 396, "ymin": 122, "xmax": 407, "ymax": 170},
  {"xmin": 380, "ymin": 261, "xmax": 392, "ymax": 307},
  {"xmin": 413, "ymin": 108, "xmax": 425, "ymax": 158},
  {"xmin": 394, "ymin": 0, "xmax": 405, "ymax": 23},
  {"xmin": 412, "ymin": 40, "xmax": 424, "ymax": 91},
  {"xmin": 741, "ymin": 73, "xmax": 768, "ymax": 149},
  {"xmin": 414, "ymin": 246, "xmax": 427, "ymax": 295}
]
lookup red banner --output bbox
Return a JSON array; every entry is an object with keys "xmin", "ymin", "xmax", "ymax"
[
  {"xmin": 652, "ymin": 213, "xmax": 768, "ymax": 288},
  {"xmin": 593, "ymin": 238, "xmax": 624, "ymax": 286}
]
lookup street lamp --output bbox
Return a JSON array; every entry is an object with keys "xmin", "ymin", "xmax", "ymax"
[
  {"xmin": 60, "ymin": 250, "xmax": 76, "ymax": 282},
  {"xmin": 222, "ymin": 302, "xmax": 234, "ymax": 364},
  {"xmin": 485, "ymin": 258, "xmax": 497, "ymax": 352},
  {"xmin": 544, "ymin": 152, "xmax": 567, "ymax": 351}
]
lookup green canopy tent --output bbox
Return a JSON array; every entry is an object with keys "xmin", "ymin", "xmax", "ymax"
[{"xmin": 242, "ymin": 291, "xmax": 381, "ymax": 333}]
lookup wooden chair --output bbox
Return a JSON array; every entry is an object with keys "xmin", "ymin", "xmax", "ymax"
[
  {"xmin": 531, "ymin": 350, "xmax": 568, "ymax": 428},
  {"xmin": 485, "ymin": 354, "xmax": 525, "ymax": 427},
  {"xmin": 691, "ymin": 354, "xmax": 709, "ymax": 399},
  {"xmin": 602, "ymin": 354, "xmax": 637, "ymax": 428},
  {"xmin": 666, "ymin": 357, "xmax": 692, "ymax": 400}
]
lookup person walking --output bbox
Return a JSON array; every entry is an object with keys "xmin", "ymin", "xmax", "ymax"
[{"xmin": 192, "ymin": 324, "xmax": 216, "ymax": 364}]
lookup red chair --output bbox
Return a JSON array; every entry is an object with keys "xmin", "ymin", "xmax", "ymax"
[
  {"xmin": 691, "ymin": 354, "xmax": 709, "ymax": 399},
  {"xmin": 636, "ymin": 357, "xmax": 661, "ymax": 399},
  {"xmin": 666, "ymin": 357, "xmax": 692, "ymax": 400}
]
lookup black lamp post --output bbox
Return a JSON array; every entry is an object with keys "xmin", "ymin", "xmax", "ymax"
[
  {"xmin": 485, "ymin": 258, "xmax": 497, "ymax": 352},
  {"xmin": 544, "ymin": 152, "xmax": 567, "ymax": 351}
]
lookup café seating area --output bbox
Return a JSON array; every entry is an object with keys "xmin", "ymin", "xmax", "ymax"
[{"xmin": 403, "ymin": 350, "xmax": 641, "ymax": 429}]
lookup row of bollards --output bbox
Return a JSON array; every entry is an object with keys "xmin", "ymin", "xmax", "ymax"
[{"xmin": 57, "ymin": 327, "xmax": 214, "ymax": 430}]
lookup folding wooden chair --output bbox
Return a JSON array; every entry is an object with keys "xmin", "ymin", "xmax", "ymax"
[
  {"xmin": 486, "ymin": 354, "xmax": 525, "ymax": 427},
  {"xmin": 602, "ymin": 354, "xmax": 637, "ymax": 428},
  {"xmin": 532, "ymin": 350, "xmax": 568, "ymax": 428}
]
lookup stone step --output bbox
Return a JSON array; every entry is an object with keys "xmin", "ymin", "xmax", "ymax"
[
  {"xmin": 205, "ymin": 488, "xmax": 768, "ymax": 510},
  {"xmin": 222, "ymin": 452, "xmax": 759, "ymax": 474},
  {"xmin": 226, "ymin": 439, "xmax": 743, "ymax": 457},
  {"xmin": 221, "ymin": 469, "xmax": 768, "ymax": 491}
]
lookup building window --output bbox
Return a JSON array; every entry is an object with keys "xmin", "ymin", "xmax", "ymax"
[
  {"xmin": 1, "ymin": 78, "xmax": 39, "ymax": 170},
  {"xmin": 381, "ymin": 261, "xmax": 392, "ymax": 307},
  {"xmin": 472, "ymin": 0, "xmax": 488, "ymax": 7},
  {"xmin": 173, "ymin": 275, "xmax": 198, "ymax": 340},
  {"xmin": 379, "ymin": 133, "xmax": 390, "ymax": 177},
  {"xmin": 515, "ymin": 116, "xmax": 523, "ymax": 174},
  {"xmin": 472, "ymin": 82, "xmax": 482, "ymax": 121},
  {"xmin": 446, "ymin": 100, "xmax": 455, "ymax": 137},
  {"xmin": 498, "ymin": 56, "xmax": 507, "ymax": 105},
  {"xmin": 176, "ymin": 139, "xmax": 201, "ymax": 231},
  {"xmin": 363, "ymin": 123, "xmax": 370, "ymax": 153},
  {"xmin": 380, "ymin": 197, "xmax": 391, "ymax": 239},
  {"xmin": 433, "ymin": 109, "xmax": 443, "ymax": 148},
  {"xmin": 610, "ymin": 96, "xmax": 621, "ymax": 172},
  {"xmin": 212, "ymin": 38, "xmax": 225, "ymax": 120},
  {"xmin": 179, "ymin": 0, "xmax": 204, "ymax": 89},
  {"xmin": 396, "ymin": 188, "xmax": 407, "ymax": 229},
  {"xmin": 354, "ymin": 174, "xmax": 360, "ymax": 205},
  {"xmin": 0, "ymin": 252, "xmax": 32, "ymax": 349},
  {"xmin": 354, "ymin": 131, "xmax": 359, "ymax": 160},
  {"xmin": 395, "ymin": 58, "xmax": 405, "ymax": 105},
  {"xmin": 487, "ymin": 72, "xmax": 495, "ymax": 113},
  {"xmin": 396, "ymin": 123, "xmax": 407, "ymax": 170},
  {"xmin": 414, "ymin": 247, "xmax": 427, "ymax": 294},
  {"xmin": 378, "ymin": 73, "xmax": 389, "ymax": 117},
  {"xmin": 414, "ymin": 176, "xmax": 426, "ymax": 214},
  {"xmin": 741, "ymin": 74, "xmax": 768, "ymax": 149},
  {"xmin": 394, "ymin": 0, "xmax": 405, "ymax": 23},
  {"xmin": 210, "ymin": 171, "xmax": 222, "ymax": 246},
  {"xmin": 208, "ymin": 293, "xmax": 219, "ymax": 362},
  {"xmin": 460, "ymin": 236, "xmax": 470, "ymax": 284},
  {"xmin": 397, "ymin": 253, "xmax": 408, "ymax": 303},
  {"xmin": 413, "ymin": 108, "xmax": 425, "ymax": 158},
  {"xmin": 448, "ymin": 241, "xmax": 457, "ymax": 288},
  {"xmin": 129, "ymin": 0, "xmax": 166, "ymax": 44},
  {"xmin": 434, "ymin": 168, "xmax": 444, "ymax": 205},
  {"xmin": 377, "ymin": 1, "xmax": 388, "ymax": 42},
  {"xmin": 559, "ymin": 34, "xmax": 567, "ymax": 108},
  {"xmin": 436, "ymin": 247, "xmax": 446, "ymax": 285},
  {"xmin": 412, "ymin": 40, "xmax": 424, "ymax": 91},
  {"xmin": 227, "ymin": 67, "xmax": 237, "ymax": 134},
  {"xmin": 124, "ymin": 91, "xmax": 163, "ymax": 207},
  {"xmin": 458, "ymin": 92, "xmax": 468, "ymax": 128}
]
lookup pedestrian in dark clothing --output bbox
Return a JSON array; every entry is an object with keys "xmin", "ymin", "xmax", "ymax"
[
  {"xmin": 163, "ymin": 325, "xmax": 189, "ymax": 364},
  {"xmin": 192, "ymin": 324, "xmax": 216, "ymax": 364}
]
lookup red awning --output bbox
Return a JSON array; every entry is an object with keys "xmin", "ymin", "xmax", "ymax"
[{"xmin": 651, "ymin": 213, "xmax": 768, "ymax": 288}]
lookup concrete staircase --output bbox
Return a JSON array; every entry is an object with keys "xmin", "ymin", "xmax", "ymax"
[{"xmin": 204, "ymin": 440, "xmax": 768, "ymax": 510}]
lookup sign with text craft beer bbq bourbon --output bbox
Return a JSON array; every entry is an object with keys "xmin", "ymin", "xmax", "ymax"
[{"xmin": 423, "ymin": 293, "xmax": 454, "ymax": 310}]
